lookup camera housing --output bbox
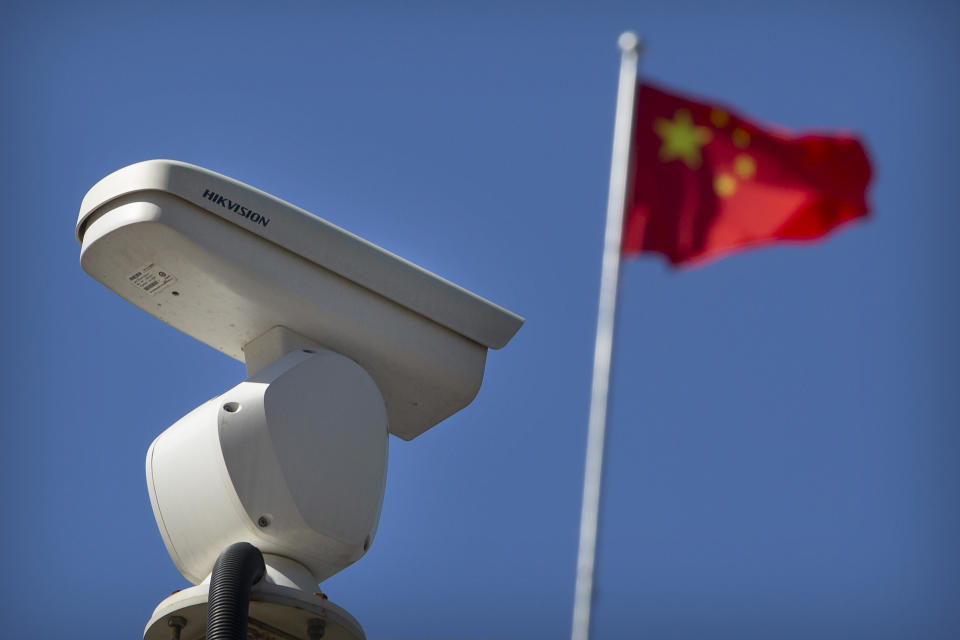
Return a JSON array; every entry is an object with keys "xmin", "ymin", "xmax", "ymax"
[{"xmin": 77, "ymin": 159, "xmax": 523, "ymax": 441}]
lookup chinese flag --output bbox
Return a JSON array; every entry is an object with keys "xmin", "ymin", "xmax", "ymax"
[{"xmin": 622, "ymin": 82, "xmax": 872, "ymax": 266}]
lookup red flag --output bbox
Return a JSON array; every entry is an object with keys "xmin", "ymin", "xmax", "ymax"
[{"xmin": 622, "ymin": 82, "xmax": 872, "ymax": 266}]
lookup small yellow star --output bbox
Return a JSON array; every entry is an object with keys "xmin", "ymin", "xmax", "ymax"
[
  {"xmin": 714, "ymin": 173, "xmax": 737, "ymax": 197},
  {"xmin": 654, "ymin": 109, "xmax": 713, "ymax": 169},
  {"xmin": 734, "ymin": 154, "xmax": 756, "ymax": 179},
  {"xmin": 732, "ymin": 128, "xmax": 751, "ymax": 148},
  {"xmin": 710, "ymin": 109, "xmax": 730, "ymax": 128}
]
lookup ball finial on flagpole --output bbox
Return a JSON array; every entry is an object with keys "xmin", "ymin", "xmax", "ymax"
[{"xmin": 618, "ymin": 31, "xmax": 641, "ymax": 53}]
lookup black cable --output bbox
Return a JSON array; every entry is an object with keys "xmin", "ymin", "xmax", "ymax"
[{"xmin": 205, "ymin": 541, "xmax": 266, "ymax": 640}]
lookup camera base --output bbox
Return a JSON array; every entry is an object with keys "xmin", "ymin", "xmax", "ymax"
[{"xmin": 143, "ymin": 581, "xmax": 364, "ymax": 640}]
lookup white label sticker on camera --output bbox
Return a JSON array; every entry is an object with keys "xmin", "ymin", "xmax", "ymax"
[{"xmin": 128, "ymin": 263, "xmax": 177, "ymax": 295}]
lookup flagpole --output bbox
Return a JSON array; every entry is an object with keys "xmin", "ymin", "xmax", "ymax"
[{"xmin": 571, "ymin": 31, "xmax": 642, "ymax": 640}]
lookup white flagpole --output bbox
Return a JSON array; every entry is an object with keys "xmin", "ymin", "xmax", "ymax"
[{"xmin": 571, "ymin": 31, "xmax": 642, "ymax": 640}]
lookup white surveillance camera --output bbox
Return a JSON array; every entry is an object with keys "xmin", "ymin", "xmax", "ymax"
[{"xmin": 76, "ymin": 160, "xmax": 523, "ymax": 639}]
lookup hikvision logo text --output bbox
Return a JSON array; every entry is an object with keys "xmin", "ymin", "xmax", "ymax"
[{"xmin": 202, "ymin": 188, "xmax": 270, "ymax": 227}]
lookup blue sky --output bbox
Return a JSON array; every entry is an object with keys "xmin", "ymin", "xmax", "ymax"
[{"xmin": 2, "ymin": 1, "xmax": 958, "ymax": 638}]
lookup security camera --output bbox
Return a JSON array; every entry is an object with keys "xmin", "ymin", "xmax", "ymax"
[{"xmin": 76, "ymin": 160, "xmax": 523, "ymax": 639}]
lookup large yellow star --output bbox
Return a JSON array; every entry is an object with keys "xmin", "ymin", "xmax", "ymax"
[{"xmin": 654, "ymin": 109, "xmax": 713, "ymax": 169}]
